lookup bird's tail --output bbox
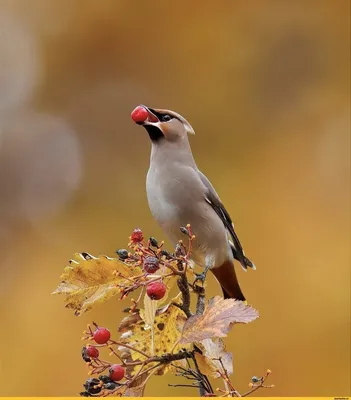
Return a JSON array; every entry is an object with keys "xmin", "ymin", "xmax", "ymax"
[
  {"xmin": 211, "ymin": 260, "xmax": 246, "ymax": 301},
  {"xmin": 230, "ymin": 241, "xmax": 256, "ymax": 271}
]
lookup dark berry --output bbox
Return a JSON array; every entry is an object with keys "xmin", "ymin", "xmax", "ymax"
[
  {"xmin": 160, "ymin": 250, "xmax": 172, "ymax": 259},
  {"xmin": 175, "ymin": 243, "xmax": 186, "ymax": 257},
  {"xmin": 81, "ymin": 346, "xmax": 91, "ymax": 362},
  {"xmin": 143, "ymin": 256, "xmax": 160, "ymax": 273},
  {"xmin": 146, "ymin": 281, "xmax": 167, "ymax": 300},
  {"xmin": 116, "ymin": 249, "xmax": 129, "ymax": 260},
  {"xmin": 149, "ymin": 237, "xmax": 159, "ymax": 247},
  {"xmin": 109, "ymin": 364, "xmax": 125, "ymax": 381},
  {"xmin": 130, "ymin": 228, "xmax": 143, "ymax": 243},
  {"xmin": 180, "ymin": 226, "xmax": 190, "ymax": 236},
  {"xmin": 84, "ymin": 378, "xmax": 101, "ymax": 394},
  {"xmin": 99, "ymin": 375, "xmax": 112, "ymax": 384},
  {"xmin": 251, "ymin": 376, "xmax": 261, "ymax": 383},
  {"xmin": 86, "ymin": 345, "xmax": 99, "ymax": 358},
  {"xmin": 93, "ymin": 327, "xmax": 111, "ymax": 344},
  {"xmin": 104, "ymin": 381, "xmax": 119, "ymax": 390}
]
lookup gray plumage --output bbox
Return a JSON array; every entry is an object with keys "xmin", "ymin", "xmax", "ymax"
[{"xmin": 132, "ymin": 105, "xmax": 255, "ymax": 300}]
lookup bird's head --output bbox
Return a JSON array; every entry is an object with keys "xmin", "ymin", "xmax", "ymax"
[{"xmin": 131, "ymin": 105, "xmax": 195, "ymax": 142}]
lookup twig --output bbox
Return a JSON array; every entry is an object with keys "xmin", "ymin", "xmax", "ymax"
[
  {"xmin": 241, "ymin": 370, "xmax": 273, "ymax": 397},
  {"xmin": 169, "ymin": 383, "xmax": 202, "ymax": 388},
  {"xmin": 194, "ymin": 285, "xmax": 206, "ymax": 316},
  {"xmin": 149, "ymin": 349, "xmax": 195, "ymax": 364},
  {"xmin": 191, "ymin": 351, "xmax": 212, "ymax": 396},
  {"xmin": 176, "ymin": 273, "xmax": 192, "ymax": 318},
  {"xmin": 109, "ymin": 341, "xmax": 150, "ymax": 359}
]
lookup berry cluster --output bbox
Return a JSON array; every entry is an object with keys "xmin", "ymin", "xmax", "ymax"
[
  {"xmin": 80, "ymin": 323, "xmax": 126, "ymax": 396},
  {"xmin": 114, "ymin": 227, "xmax": 195, "ymax": 306},
  {"xmin": 72, "ymin": 226, "xmax": 273, "ymax": 397},
  {"xmin": 78, "ymin": 227, "xmax": 197, "ymax": 397}
]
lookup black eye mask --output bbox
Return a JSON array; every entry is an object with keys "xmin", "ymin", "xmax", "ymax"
[{"xmin": 148, "ymin": 109, "xmax": 175, "ymax": 123}]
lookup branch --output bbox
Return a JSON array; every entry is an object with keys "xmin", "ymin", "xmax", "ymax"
[
  {"xmin": 175, "ymin": 272, "xmax": 193, "ymax": 318},
  {"xmin": 149, "ymin": 349, "xmax": 195, "ymax": 364},
  {"xmin": 194, "ymin": 285, "xmax": 206, "ymax": 315},
  {"xmin": 191, "ymin": 351, "xmax": 212, "ymax": 396}
]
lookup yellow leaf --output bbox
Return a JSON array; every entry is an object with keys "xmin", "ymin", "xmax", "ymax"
[
  {"xmin": 180, "ymin": 296, "xmax": 259, "ymax": 343},
  {"xmin": 141, "ymin": 294, "xmax": 158, "ymax": 327},
  {"xmin": 52, "ymin": 253, "xmax": 142, "ymax": 315},
  {"xmin": 119, "ymin": 294, "xmax": 188, "ymax": 375},
  {"xmin": 140, "ymin": 294, "xmax": 158, "ymax": 355},
  {"xmin": 195, "ymin": 338, "xmax": 233, "ymax": 378}
]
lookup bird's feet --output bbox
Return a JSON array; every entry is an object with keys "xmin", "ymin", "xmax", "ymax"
[{"xmin": 193, "ymin": 267, "xmax": 209, "ymax": 287}]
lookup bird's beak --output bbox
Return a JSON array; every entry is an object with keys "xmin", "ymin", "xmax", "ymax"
[{"xmin": 131, "ymin": 105, "xmax": 160, "ymax": 125}]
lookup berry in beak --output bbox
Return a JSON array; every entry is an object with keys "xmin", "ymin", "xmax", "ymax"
[{"xmin": 131, "ymin": 105, "xmax": 159, "ymax": 124}]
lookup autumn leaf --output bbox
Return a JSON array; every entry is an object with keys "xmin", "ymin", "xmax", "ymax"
[
  {"xmin": 124, "ymin": 366, "xmax": 161, "ymax": 397},
  {"xmin": 51, "ymin": 252, "xmax": 142, "ymax": 315},
  {"xmin": 195, "ymin": 338, "xmax": 233, "ymax": 378},
  {"xmin": 140, "ymin": 294, "xmax": 158, "ymax": 355},
  {"xmin": 141, "ymin": 294, "xmax": 158, "ymax": 327},
  {"xmin": 119, "ymin": 294, "xmax": 188, "ymax": 375},
  {"xmin": 180, "ymin": 296, "xmax": 259, "ymax": 343}
]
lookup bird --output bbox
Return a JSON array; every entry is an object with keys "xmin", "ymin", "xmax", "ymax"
[{"xmin": 131, "ymin": 105, "xmax": 255, "ymax": 300}]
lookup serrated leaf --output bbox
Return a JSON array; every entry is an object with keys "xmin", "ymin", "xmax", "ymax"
[
  {"xmin": 195, "ymin": 338, "xmax": 233, "ymax": 378},
  {"xmin": 119, "ymin": 294, "xmax": 188, "ymax": 375},
  {"xmin": 180, "ymin": 296, "xmax": 259, "ymax": 343},
  {"xmin": 52, "ymin": 253, "xmax": 142, "ymax": 315}
]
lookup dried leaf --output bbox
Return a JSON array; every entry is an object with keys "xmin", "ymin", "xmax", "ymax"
[
  {"xmin": 119, "ymin": 294, "xmax": 188, "ymax": 375},
  {"xmin": 52, "ymin": 253, "xmax": 142, "ymax": 315},
  {"xmin": 124, "ymin": 383, "xmax": 145, "ymax": 397},
  {"xmin": 195, "ymin": 338, "xmax": 233, "ymax": 378},
  {"xmin": 124, "ymin": 366, "xmax": 161, "ymax": 397},
  {"xmin": 180, "ymin": 296, "xmax": 259, "ymax": 343}
]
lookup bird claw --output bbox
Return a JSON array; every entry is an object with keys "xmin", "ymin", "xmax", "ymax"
[{"xmin": 193, "ymin": 271, "xmax": 207, "ymax": 286}]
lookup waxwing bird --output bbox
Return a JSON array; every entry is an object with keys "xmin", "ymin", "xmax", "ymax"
[{"xmin": 131, "ymin": 105, "xmax": 255, "ymax": 300}]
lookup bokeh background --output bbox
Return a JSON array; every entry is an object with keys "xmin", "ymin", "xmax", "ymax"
[{"xmin": 0, "ymin": 0, "xmax": 349, "ymax": 397}]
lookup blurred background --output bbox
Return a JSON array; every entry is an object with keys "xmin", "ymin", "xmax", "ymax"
[{"xmin": 0, "ymin": 0, "xmax": 349, "ymax": 396}]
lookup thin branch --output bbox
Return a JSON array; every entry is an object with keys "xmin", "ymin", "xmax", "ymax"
[
  {"xmin": 176, "ymin": 273, "xmax": 192, "ymax": 318},
  {"xmin": 191, "ymin": 351, "xmax": 212, "ymax": 396},
  {"xmin": 241, "ymin": 371, "xmax": 273, "ymax": 397},
  {"xmin": 169, "ymin": 384, "xmax": 202, "ymax": 388},
  {"xmin": 194, "ymin": 285, "xmax": 206, "ymax": 316},
  {"xmin": 109, "ymin": 341, "xmax": 150, "ymax": 359}
]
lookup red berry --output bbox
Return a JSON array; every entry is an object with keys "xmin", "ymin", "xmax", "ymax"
[
  {"xmin": 93, "ymin": 327, "xmax": 111, "ymax": 344},
  {"xmin": 130, "ymin": 228, "xmax": 144, "ymax": 244},
  {"xmin": 143, "ymin": 256, "xmax": 160, "ymax": 273},
  {"xmin": 86, "ymin": 345, "xmax": 99, "ymax": 358},
  {"xmin": 109, "ymin": 364, "xmax": 125, "ymax": 381},
  {"xmin": 146, "ymin": 281, "xmax": 166, "ymax": 300},
  {"xmin": 131, "ymin": 106, "xmax": 148, "ymax": 123}
]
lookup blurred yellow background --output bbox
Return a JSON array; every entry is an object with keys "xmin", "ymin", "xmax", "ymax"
[{"xmin": 0, "ymin": 0, "xmax": 349, "ymax": 397}]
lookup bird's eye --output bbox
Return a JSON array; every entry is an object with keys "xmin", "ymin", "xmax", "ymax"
[{"xmin": 161, "ymin": 114, "xmax": 172, "ymax": 122}]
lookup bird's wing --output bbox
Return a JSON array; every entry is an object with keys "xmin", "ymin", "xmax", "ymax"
[{"xmin": 197, "ymin": 170, "xmax": 254, "ymax": 270}]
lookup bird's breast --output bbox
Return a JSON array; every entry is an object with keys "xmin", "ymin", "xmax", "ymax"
[{"xmin": 146, "ymin": 164, "xmax": 232, "ymax": 268}]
